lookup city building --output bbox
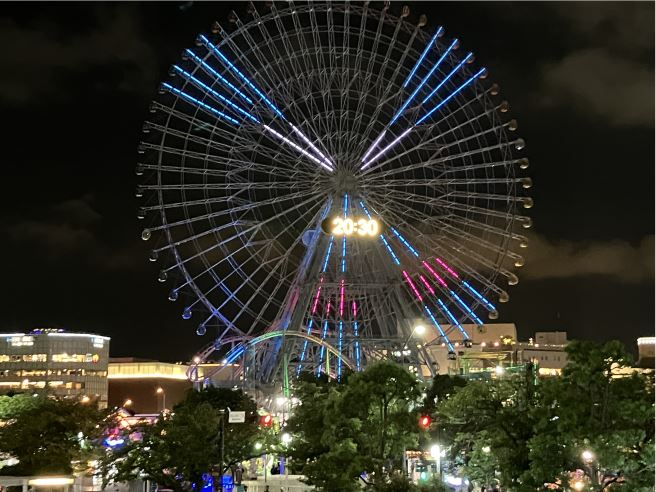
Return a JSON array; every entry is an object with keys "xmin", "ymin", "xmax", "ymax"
[
  {"xmin": 107, "ymin": 357, "xmax": 240, "ymax": 413},
  {"xmin": 0, "ymin": 329, "xmax": 110, "ymax": 407},
  {"xmin": 416, "ymin": 323, "xmax": 569, "ymax": 377}
]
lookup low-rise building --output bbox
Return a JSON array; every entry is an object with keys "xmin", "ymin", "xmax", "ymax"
[
  {"xmin": 0, "ymin": 329, "xmax": 110, "ymax": 407},
  {"xmin": 107, "ymin": 357, "xmax": 240, "ymax": 413}
]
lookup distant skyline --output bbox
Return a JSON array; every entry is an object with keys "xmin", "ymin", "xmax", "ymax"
[{"xmin": 0, "ymin": 2, "xmax": 653, "ymax": 361}]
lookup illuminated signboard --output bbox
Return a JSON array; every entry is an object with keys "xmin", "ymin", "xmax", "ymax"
[{"xmin": 321, "ymin": 217, "xmax": 381, "ymax": 237}]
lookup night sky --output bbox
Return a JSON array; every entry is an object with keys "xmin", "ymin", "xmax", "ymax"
[{"xmin": 1, "ymin": 2, "xmax": 653, "ymax": 361}]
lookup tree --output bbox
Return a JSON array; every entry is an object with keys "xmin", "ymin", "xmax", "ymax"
[
  {"xmin": 436, "ymin": 373, "xmax": 536, "ymax": 491},
  {"xmin": 525, "ymin": 341, "xmax": 654, "ymax": 491},
  {"xmin": 287, "ymin": 362, "xmax": 423, "ymax": 491},
  {"xmin": 0, "ymin": 393, "xmax": 105, "ymax": 476},
  {"xmin": 102, "ymin": 387, "xmax": 266, "ymax": 492}
]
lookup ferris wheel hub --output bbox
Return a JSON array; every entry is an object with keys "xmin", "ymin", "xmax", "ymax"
[{"xmin": 332, "ymin": 168, "xmax": 359, "ymax": 194}]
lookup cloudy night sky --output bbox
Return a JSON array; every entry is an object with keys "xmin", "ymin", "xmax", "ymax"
[{"xmin": 0, "ymin": 2, "xmax": 653, "ymax": 361}]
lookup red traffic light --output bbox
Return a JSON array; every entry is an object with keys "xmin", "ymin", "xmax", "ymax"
[
  {"xmin": 260, "ymin": 414, "xmax": 273, "ymax": 427},
  {"xmin": 419, "ymin": 415, "xmax": 431, "ymax": 429}
]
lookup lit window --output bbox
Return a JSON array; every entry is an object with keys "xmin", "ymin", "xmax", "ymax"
[
  {"xmin": 93, "ymin": 338, "xmax": 104, "ymax": 348},
  {"xmin": 8, "ymin": 336, "xmax": 34, "ymax": 347}
]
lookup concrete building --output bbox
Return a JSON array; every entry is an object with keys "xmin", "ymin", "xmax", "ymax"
[
  {"xmin": 416, "ymin": 324, "xmax": 569, "ymax": 377},
  {"xmin": 107, "ymin": 357, "xmax": 240, "ymax": 413},
  {"xmin": 0, "ymin": 329, "xmax": 110, "ymax": 407}
]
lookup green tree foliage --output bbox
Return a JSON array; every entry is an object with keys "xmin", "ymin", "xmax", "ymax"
[
  {"xmin": 435, "ymin": 341, "xmax": 654, "ymax": 491},
  {"xmin": 0, "ymin": 394, "xmax": 105, "ymax": 475},
  {"xmin": 525, "ymin": 340, "xmax": 655, "ymax": 491},
  {"xmin": 101, "ymin": 387, "xmax": 265, "ymax": 492},
  {"xmin": 437, "ymin": 372, "xmax": 536, "ymax": 490},
  {"xmin": 287, "ymin": 362, "xmax": 423, "ymax": 491}
]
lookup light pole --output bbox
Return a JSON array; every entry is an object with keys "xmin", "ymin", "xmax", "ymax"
[
  {"xmin": 156, "ymin": 387, "xmax": 166, "ymax": 412},
  {"xmin": 403, "ymin": 324, "xmax": 426, "ymax": 348}
]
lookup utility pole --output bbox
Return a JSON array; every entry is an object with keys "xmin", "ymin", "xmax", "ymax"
[{"xmin": 218, "ymin": 410, "xmax": 226, "ymax": 492}]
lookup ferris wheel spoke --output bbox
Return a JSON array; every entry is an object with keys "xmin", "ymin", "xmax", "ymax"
[
  {"xmin": 359, "ymin": 83, "xmax": 498, "ymax": 177},
  {"xmin": 198, "ymin": 33, "xmax": 334, "ymax": 170},
  {"xmin": 142, "ymin": 140, "xmax": 320, "ymax": 180},
  {"xmin": 165, "ymin": 193, "xmax": 326, "ymax": 277},
  {"xmin": 227, "ymin": 202, "xmax": 329, "ymax": 334},
  {"xmin": 233, "ymin": 7, "xmax": 334, "ymax": 167},
  {"xmin": 362, "ymin": 194, "xmax": 504, "ymax": 294},
  {"xmin": 147, "ymin": 190, "xmax": 323, "ymax": 237},
  {"xmin": 352, "ymin": 11, "xmax": 407, "ymax": 161}
]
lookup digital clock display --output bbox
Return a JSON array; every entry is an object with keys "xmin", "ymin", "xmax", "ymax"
[{"xmin": 321, "ymin": 217, "xmax": 381, "ymax": 237}]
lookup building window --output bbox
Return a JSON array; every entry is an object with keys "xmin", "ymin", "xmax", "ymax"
[
  {"xmin": 8, "ymin": 336, "xmax": 34, "ymax": 347},
  {"xmin": 52, "ymin": 353, "xmax": 99, "ymax": 363}
]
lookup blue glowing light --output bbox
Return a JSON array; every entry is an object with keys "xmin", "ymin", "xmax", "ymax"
[
  {"xmin": 424, "ymin": 305, "xmax": 455, "ymax": 351},
  {"xmin": 226, "ymin": 346, "xmax": 245, "ymax": 364},
  {"xmin": 199, "ymin": 35, "xmax": 286, "ymax": 120},
  {"xmin": 354, "ymin": 321, "xmax": 361, "ymax": 371},
  {"xmin": 337, "ymin": 320, "xmax": 344, "ymax": 378},
  {"xmin": 416, "ymin": 67, "xmax": 486, "ymax": 124},
  {"xmin": 402, "ymin": 26, "xmax": 444, "ymax": 89},
  {"xmin": 437, "ymin": 298, "xmax": 470, "ymax": 339},
  {"xmin": 463, "ymin": 281, "xmax": 497, "ymax": 310},
  {"xmin": 450, "ymin": 290, "xmax": 484, "ymax": 325},
  {"xmin": 390, "ymin": 227, "xmax": 420, "ymax": 257},
  {"xmin": 173, "ymin": 65, "xmax": 260, "ymax": 123},
  {"xmin": 317, "ymin": 319, "xmax": 330, "ymax": 376},
  {"xmin": 322, "ymin": 238, "xmax": 334, "ymax": 273},
  {"xmin": 162, "ymin": 83, "xmax": 240, "ymax": 125},
  {"xmin": 420, "ymin": 52, "xmax": 473, "ymax": 105},
  {"xmin": 341, "ymin": 237, "xmax": 347, "ymax": 273},
  {"xmin": 392, "ymin": 37, "xmax": 457, "ymax": 124},
  {"xmin": 380, "ymin": 235, "xmax": 401, "ymax": 265},
  {"xmin": 184, "ymin": 49, "xmax": 253, "ymax": 105}
]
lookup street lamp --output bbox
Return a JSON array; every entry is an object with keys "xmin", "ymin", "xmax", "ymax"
[
  {"xmin": 123, "ymin": 398, "xmax": 133, "ymax": 407},
  {"xmin": 581, "ymin": 450, "xmax": 594, "ymax": 463},
  {"xmin": 403, "ymin": 324, "xmax": 426, "ymax": 348},
  {"xmin": 156, "ymin": 387, "xmax": 166, "ymax": 412}
]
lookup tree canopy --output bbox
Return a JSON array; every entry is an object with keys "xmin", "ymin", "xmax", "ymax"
[
  {"xmin": 101, "ymin": 387, "xmax": 267, "ymax": 492},
  {"xmin": 0, "ymin": 393, "xmax": 105, "ymax": 476},
  {"xmin": 287, "ymin": 362, "xmax": 424, "ymax": 491}
]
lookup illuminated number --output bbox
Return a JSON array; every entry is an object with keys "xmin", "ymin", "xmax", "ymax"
[
  {"xmin": 343, "ymin": 218, "xmax": 354, "ymax": 235},
  {"xmin": 332, "ymin": 217, "xmax": 344, "ymax": 235},
  {"xmin": 368, "ymin": 219, "xmax": 380, "ymax": 236},
  {"xmin": 357, "ymin": 219, "xmax": 368, "ymax": 236}
]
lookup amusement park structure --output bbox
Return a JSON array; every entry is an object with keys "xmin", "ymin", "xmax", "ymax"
[{"xmin": 137, "ymin": 1, "xmax": 531, "ymax": 396}]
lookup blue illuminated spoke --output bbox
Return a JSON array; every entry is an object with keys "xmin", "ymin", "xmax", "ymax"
[
  {"xmin": 420, "ymin": 52, "xmax": 473, "ymax": 106},
  {"xmin": 172, "ymin": 66, "xmax": 260, "ymax": 123},
  {"xmin": 402, "ymin": 27, "xmax": 444, "ymax": 89},
  {"xmin": 162, "ymin": 84, "xmax": 239, "ymax": 126},
  {"xmin": 184, "ymin": 49, "xmax": 254, "ymax": 105},
  {"xmin": 391, "ymin": 37, "xmax": 457, "ymax": 125},
  {"xmin": 417, "ymin": 68, "xmax": 486, "ymax": 124}
]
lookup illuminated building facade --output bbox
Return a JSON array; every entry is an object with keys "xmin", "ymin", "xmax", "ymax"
[
  {"xmin": 0, "ymin": 329, "xmax": 110, "ymax": 407},
  {"xmin": 108, "ymin": 357, "xmax": 239, "ymax": 413}
]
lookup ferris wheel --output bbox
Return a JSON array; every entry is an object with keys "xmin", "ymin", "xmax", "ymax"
[{"xmin": 137, "ymin": 1, "xmax": 531, "ymax": 386}]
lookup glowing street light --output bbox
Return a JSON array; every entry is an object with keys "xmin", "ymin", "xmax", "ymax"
[
  {"xmin": 81, "ymin": 395, "xmax": 90, "ymax": 404},
  {"xmin": 430, "ymin": 444, "xmax": 441, "ymax": 459},
  {"xmin": 123, "ymin": 399, "xmax": 133, "ymax": 407},
  {"xmin": 581, "ymin": 450, "xmax": 594, "ymax": 463},
  {"xmin": 494, "ymin": 365, "xmax": 505, "ymax": 376},
  {"xmin": 403, "ymin": 324, "xmax": 426, "ymax": 348},
  {"xmin": 156, "ymin": 387, "xmax": 166, "ymax": 411}
]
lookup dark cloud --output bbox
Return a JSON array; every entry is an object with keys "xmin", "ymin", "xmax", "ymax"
[
  {"xmin": 536, "ymin": 3, "xmax": 654, "ymax": 127},
  {"xmin": 0, "ymin": 6, "xmax": 156, "ymax": 105},
  {"xmin": 6, "ymin": 195, "xmax": 140, "ymax": 270},
  {"xmin": 541, "ymin": 48, "xmax": 654, "ymax": 126},
  {"xmin": 521, "ymin": 233, "xmax": 654, "ymax": 283}
]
